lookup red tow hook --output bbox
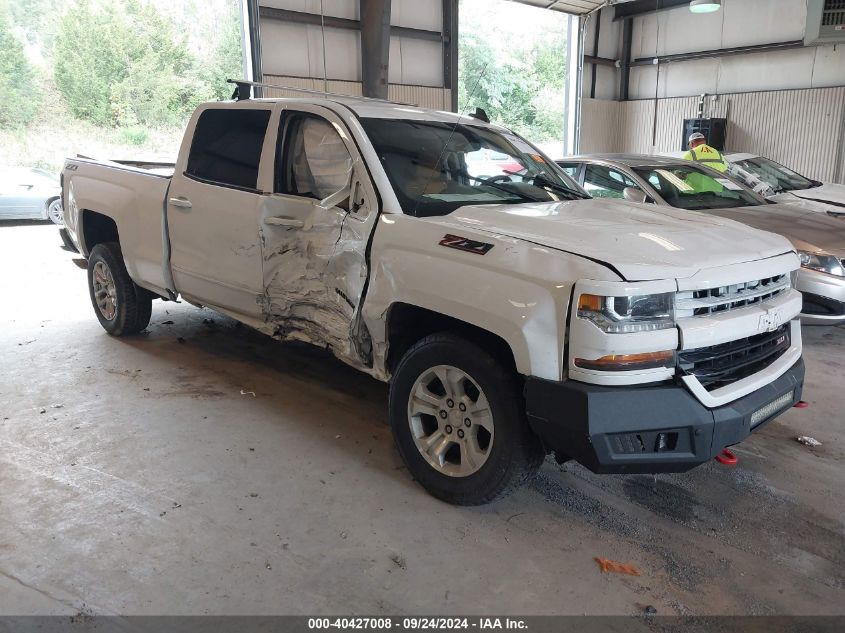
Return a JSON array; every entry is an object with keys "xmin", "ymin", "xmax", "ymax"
[
  {"xmin": 715, "ymin": 448, "xmax": 738, "ymax": 466},
  {"xmin": 793, "ymin": 400, "xmax": 809, "ymax": 409}
]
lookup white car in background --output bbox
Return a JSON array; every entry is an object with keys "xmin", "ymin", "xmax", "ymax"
[
  {"xmin": 727, "ymin": 153, "xmax": 845, "ymax": 217},
  {"xmin": 0, "ymin": 166, "xmax": 64, "ymax": 225}
]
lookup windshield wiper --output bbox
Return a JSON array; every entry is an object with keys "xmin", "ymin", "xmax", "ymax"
[
  {"xmin": 532, "ymin": 174, "xmax": 591, "ymax": 200},
  {"xmin": 462, "ymin": 175, "xmax": 544, "ymax": 203}
]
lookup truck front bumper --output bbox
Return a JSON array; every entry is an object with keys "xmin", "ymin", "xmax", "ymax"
[{"xmin": 524, "ymin": 359, "xmax": 804, "ymax": 474}]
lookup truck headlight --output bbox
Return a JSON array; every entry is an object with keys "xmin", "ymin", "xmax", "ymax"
[
  {"xmin": 798, "ymin": 250, "xmax": 844, "ymax": 277},
  {"xmin": 577, "ymin": 292, "xmax": 675, "ymax": 333}
]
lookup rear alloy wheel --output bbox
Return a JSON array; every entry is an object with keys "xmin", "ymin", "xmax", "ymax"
[
  {"xmin": 92, "ymin": 260, "xmax": 118, "ymax": 321},
  {"xmin": 47, "ymin": 198, "xmax": 64, "ymax": 225},
  {"xmin": 87, "ymin": 242, "xmax": 152, "ymax": 336},
  {"xmin": 389, "ymin": 333, "xmax": 544, "ymax": 505}
]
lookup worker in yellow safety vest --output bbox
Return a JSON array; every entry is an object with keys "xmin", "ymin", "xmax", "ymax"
[{"xmin": 682, "ymin": 132, "xmax": 728, "ymax": 173}]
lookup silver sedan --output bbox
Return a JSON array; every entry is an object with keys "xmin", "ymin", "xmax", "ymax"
[
  {"xmin": 558, "ymin": 154, "xmax": 845, "ymax": 326},
  {"xmin": 0, "ymin": 167, "xmax": 63, "ymax": 225}
]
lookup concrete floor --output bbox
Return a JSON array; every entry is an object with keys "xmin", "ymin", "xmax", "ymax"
[{"xmin": 1, "ymin": 223, "xmax": 844, "ymax": 616}]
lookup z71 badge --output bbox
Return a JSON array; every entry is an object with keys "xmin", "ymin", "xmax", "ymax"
[{"xmin": 438, "ymin": 234, "xmax": 494, "ymax": 255}]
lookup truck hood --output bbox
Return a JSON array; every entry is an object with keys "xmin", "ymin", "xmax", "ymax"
[
  {"xmin": 770, "ymin": 183, "xmax": 845, "ymax": 214},
  {"xmin": 704, "ymin": 202, "xmax": 845, "ymax": 258},
  {"xmin": 438, "ymin": 199, "xmax": 793, "ymax": 281}
]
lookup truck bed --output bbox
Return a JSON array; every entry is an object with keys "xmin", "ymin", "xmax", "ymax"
[{"xmin": 63, "ymin": 156, "xmax": 175, "ymax": 296}]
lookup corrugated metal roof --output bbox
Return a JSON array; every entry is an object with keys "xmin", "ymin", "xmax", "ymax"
[{"xmin": 507, "ymin": 0, "xmax": 609, "ymax": 16}]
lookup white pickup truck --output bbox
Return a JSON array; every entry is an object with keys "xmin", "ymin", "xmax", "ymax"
[{"xmin": 61, "ymin": 86, "xmax": 805, "ymax": 505}]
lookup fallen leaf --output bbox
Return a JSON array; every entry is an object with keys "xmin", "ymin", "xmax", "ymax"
[{"xmin": 595, "ymin": 557, "xmax": 640, "ymax": 576}]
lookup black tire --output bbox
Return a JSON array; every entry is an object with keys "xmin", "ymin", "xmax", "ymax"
[
  {"xmin": 87, "ymin": 242, "xmax": 152, "ymax": 336},
  {"xmin": 389, "ymin": 333, "xmax": 544, "ymax": 505}
]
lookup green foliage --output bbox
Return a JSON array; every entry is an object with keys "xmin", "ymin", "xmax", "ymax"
[
  {"xmin": 119, "ymin": 126, "xmax": 150, "ymax": 146},
  {"xmin": 53, "ymin": 0, "xmax": 242, "ymax": 129},
  {"xmin": 0, "ymin": 2, "xmax": 41, "ymax": 129},
  {"xmin": 7, "ymin": 0, "xmax": 62, "ymax": 46},
  {"xmin": 458, "ymin": 0, "xmax": 567, "ymax": 142},
  {"xmin": 193, "ymin": 6, "xmax": 245, "ymax": 104}
]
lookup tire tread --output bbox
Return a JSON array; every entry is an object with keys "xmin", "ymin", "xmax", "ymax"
[{"xmin": 88, "ymin": 242, "xmax": 152, "ymax": 336}]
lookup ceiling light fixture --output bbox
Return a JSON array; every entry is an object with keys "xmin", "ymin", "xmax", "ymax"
[{"xmin": 689, "ymin": 0, "xmax": 721, "ymax": 13}]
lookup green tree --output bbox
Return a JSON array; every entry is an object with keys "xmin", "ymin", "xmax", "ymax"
[
  {"xmin": 0, "ymin": 2, "xmax": 40, "ymax": 129},
  {"xmin": 54, "ymin": 0, "xmax": 132, "ymax": 125},
  {"xmin": 192, "ymin": 1, "xmax": 244, "ymax": 103},
  {"xmin": 54, "ymin": 0, "xmax": 199, "ymax": 128},
  {"xmin": 458, "ymin": 0, "xmax": 567, "ymax": 143}
]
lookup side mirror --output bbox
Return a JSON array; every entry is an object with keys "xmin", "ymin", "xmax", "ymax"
[{"xmin": 623, "ymin": 187, "xmax": 647, "ymax": 203}]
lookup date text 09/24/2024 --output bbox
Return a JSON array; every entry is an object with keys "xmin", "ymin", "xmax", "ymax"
[{"xmin": 307, "ymin": 618, "xmax": 527, "ymax": 630}]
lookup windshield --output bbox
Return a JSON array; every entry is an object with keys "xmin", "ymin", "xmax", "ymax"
[
  {"xmin": 360, "ymin": 117, "xmax": 587, "ymax": 217},
  {"xmin": 632, "ymin": 164, "xmax": 765, "ymax": 210},
  {"xmin": 733, "ymin": 156, "xmax": 815, "ymax": 193}
]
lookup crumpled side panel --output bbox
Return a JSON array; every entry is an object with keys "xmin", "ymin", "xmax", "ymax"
[{"xmin": 258, "ymin": 205, "xmax": 373, "ymax": 372}]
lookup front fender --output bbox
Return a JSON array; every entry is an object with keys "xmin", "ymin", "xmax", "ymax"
[{"xmin": 363, "ymin": 214, "xmax": 619, "ymax": 381}]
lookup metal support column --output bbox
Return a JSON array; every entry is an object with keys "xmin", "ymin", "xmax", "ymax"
[
  {"xmin": 245, "ymin": 0, "xmax": 263, "ymax": 96},
  {"xmin": 360, "ymin": 0, "xmax": 392, "ymax": 100},
  {"xmin": 589, "ymin": 9, "xmax": 601, "ymax": 99},
  {"xmin": 619, "ymin": 17, "xmax": 633, "ymax": 101},
  {"xmin": 443, "ymin": 0, "xmax": 459, "ymax": 112}
]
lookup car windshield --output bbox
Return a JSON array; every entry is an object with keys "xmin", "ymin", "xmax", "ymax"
[
  {"xmin": 732, "ymin": 156, "xmax": 815, "ymax": 193},
  {"xmin": 632, "ymin": 164, "xmax": 765, "ymax": 210},
  {"xmin": 360, "ymin": 117, "xmax": 587, "ymax": 217}
]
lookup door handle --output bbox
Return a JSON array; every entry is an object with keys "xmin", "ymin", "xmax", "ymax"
[
  {"xmin": 169, "ymin": 197, "xmax": 192, "ymax": 209},
  {"xmin": 264, "ymin": 216, "xmax": 304, "ymax": 228}
]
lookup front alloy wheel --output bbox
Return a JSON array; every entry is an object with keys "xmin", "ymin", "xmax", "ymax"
[
  {"xmin": 408, "ymin": 365, "xmax": 494, "ymax": 477},
  {"xmin": 389, "ymin": 333, "xmax": 544, "ymax": 505}
]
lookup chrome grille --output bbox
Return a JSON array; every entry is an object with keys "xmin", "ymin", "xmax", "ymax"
[{"xmin": 676, "ymin": 274, "xmax": 789, "ymax": 317}]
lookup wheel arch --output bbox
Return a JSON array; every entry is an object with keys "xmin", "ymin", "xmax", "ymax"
[
  {"xmin": 384, "ymin": 302, "xmax": 525, "ymax": 378},
  {"xmin": 80, "ymin": 209, "xmax": 120, "ymax": 257}
]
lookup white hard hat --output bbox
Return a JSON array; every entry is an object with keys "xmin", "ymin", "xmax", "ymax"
[{"xmin": 688, "ymin": 132, "xmax": 706, "ymax": 144}]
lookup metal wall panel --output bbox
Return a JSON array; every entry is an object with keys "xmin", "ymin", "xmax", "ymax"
[
  {"xmin": 388, "ymin": 84, "xmax": 450, "ymax": 109},
  {"xmin": 258, "ymin": 0, "xmax": 446, "ymax": 89},
  {"xmin": 612, "ymin": 87, "xmax": 845, "ymax": 182},
  {"xmin": 263, "ymin": 74, "xmax": 449, "ymax": 109},
  {"xmin": 579, "ymin": 98, "xmax": 623, "ymax": 153}
]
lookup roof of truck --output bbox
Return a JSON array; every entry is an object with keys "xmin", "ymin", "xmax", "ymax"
[{"xmin": 239, "ymin": 95, "xmax": 500, "ymax": 127}]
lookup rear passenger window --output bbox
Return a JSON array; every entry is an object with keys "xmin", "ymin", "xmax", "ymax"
[
  {"xmin": 557, "ymin": 163, "xmax": 579, "ymax": 178},
  {"xmin": 186, "ymin": 109, "xmax": 271, "ymax": 190},
  {"xmin": 583, "ymin": 164, "xmax": 639, "ymax": 199}
]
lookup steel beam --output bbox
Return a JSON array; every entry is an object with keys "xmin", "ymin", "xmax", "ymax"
[
  {"xmin": 584, "ymin": 55, "xmax": 617, "ymax": 68},
  {"xmin": 258, "ymin": 6, "xmax": 446, "ymax": 42},
  {"xmin": 589, "ymin": 9, "xmax": 601, "ymax": 98},
  {"xmin": 613, "ymin": 0, "xmax": 691, "ymax": 20},
  {"xmin": 360, "ymin": 0, "xmax": 391, "ymax": 99},
  {"xmin": 630, "ymin": 40, "xmax": 806, "ymax": 66},
  {"xmin": 443, "ymin": 0, "xmax": 459, "ymax": 111},
  {"xmin": 619, "ymin": 17, "xmax": 633, "ymax": 101},
  {"xmin": 247, "ymin": 0, "xmax": 263, "ymax": 95}
]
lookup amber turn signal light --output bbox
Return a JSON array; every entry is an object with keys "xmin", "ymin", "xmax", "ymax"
[
  {"xmin": 578, "ymin": 294, "xmax": 603, "ymax": 311},
  {"xmin": 574, "ymin": 350, "xmax": 675, "ymax": 371}
]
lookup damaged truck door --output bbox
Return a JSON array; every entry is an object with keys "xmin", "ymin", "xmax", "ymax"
[{"xmin": 260, "ymin": 105, "xmax": 378, "ymax": 368}]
